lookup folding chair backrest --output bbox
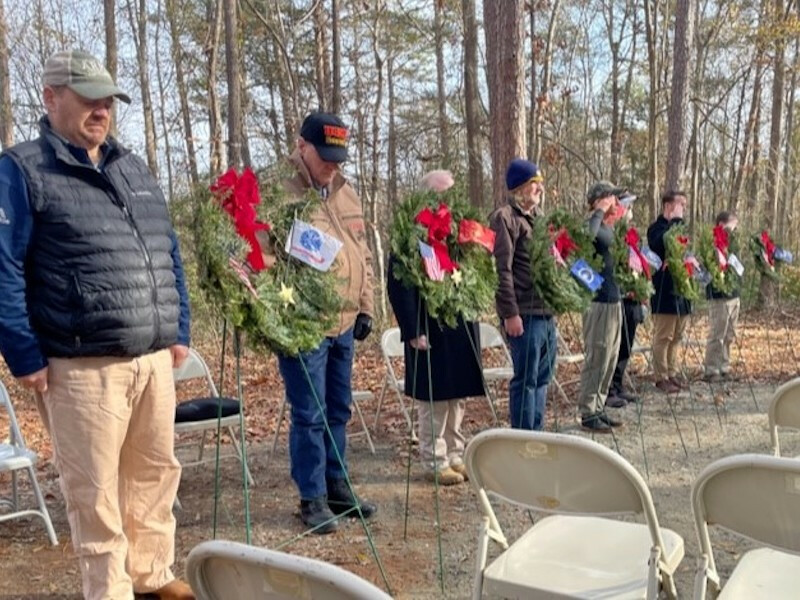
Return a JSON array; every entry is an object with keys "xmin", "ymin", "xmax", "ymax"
[
  {"xmin": 173, "ymin": 348, "xmax": 219, "ymax": 396},
  {"xmin": 692, "ymin": 454, "xmax": 800, "ymax": 555},
  {"xmin": 478, "ymin": 322, "xmax": 505, "ymax": 350},
  {"xmin": 381, "ymin": 328, "xmax": 404, "ymax": 359},
  {"xmin": 466, "ymin": 429, "xmax": 658, "ymax": 519},
  {"xmin": 768, "ymin": 377, "xmax": 800, "ymax": 455},
  {"xmin": 0, "ymin": 381, "xmax": 25, "ymax": 448},
  {"xmin": 186, "ymin": 540, "xmax": 392, "ymax": 600}
]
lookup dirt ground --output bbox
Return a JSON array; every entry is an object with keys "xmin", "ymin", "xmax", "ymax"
[{"xmin": 2, "ymin": 311, "xmax": 800, "ymax": 599}]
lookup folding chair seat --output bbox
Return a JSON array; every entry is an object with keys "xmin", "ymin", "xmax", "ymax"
[
  {"xmin": 767, "ymin": 376, "xmax": 800, "ymax": 456},
  {"xmin": 466, "ymin": 429, "xmax": 682, "ymax": 599},
  {"xmin": 372, "ymin": 328, "xmax": 413, "ymax": 433},
  {"xmin": 269, "ymin": 390, "xmax": 376, "ymax": 458},
  {"xmin": 0, "ymin": 380, "xmax": 57, "ymax": 545},
  {"xmin": 186, "ymin": 539, "xmax": 392, "ymax": 599},
  {"xmin": 173, "ymin": 348, "xmax": 254, "ymax": 487},
  {"xmin": 692, "ymin": 453, "xmax": 800, "ymax": 599}
]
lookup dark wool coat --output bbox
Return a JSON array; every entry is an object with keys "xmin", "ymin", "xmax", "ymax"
[
  {"xmin": 647, "ymin": 215, "xmax": 692, "ymax": 316},
  {"xmin": 386, "ymin": 256, "xmax": 485, "ymax": 402}
]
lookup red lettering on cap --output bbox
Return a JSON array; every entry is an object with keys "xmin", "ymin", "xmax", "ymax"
[{"xmin": 323, "ymin": 124, "xmax": 348, "ymax": 141}]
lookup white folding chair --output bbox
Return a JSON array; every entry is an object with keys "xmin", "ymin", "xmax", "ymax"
[
  {"xmin": 691, "ymin": 454, "xmax": 800, "ymax": 599},
  {"xmin": 477, "ymin": 322, "xmax": 511, "ymax": 424},
  {"xmin": 269, "ymin": 390, "xmax": 376, "ymax": 457},
  {"xmin": 0, "ymin": 381, "xmax": 57, "ymax": 545},
  {"xmin": 373, "ymin": 328, "xmax": 413, "ymax": 433},
  {"xmin": 466, "ymin": 429, "xmax": 683, "ymax": 599},
  {"xmin": 186, "ymin": 539, "xmax": 392, "ymax": 600},
  {"xmin": 173, "ymin": 348, "xmax": 254, "ymax": 487},
  {"xmin": 767, "ymin": 376, "xmax": 800, "ymax": 456},
  {"xmin": 551, "ymin": 330, "xmax": 585, "ymax": 412}
]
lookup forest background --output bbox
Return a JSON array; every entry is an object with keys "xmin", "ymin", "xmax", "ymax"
[{"xmin": 2, "ymin": 0, "xmax": 800, "ymax": 321}]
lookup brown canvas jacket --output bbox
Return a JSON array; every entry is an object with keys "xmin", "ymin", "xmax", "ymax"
[{"xmin": 282, "ymin": 151, "xmax": 375, "ymax": 336}]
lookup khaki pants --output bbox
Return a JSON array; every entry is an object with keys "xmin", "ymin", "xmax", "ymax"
[
  {"xmin": 578, "ymin": 302, "xmax": 622, "ymax": 417},
  {"xmin": 417, "ymin": 399, "xmax": 466, "ymax": 471},
  {"xmin": 35, "ymin": 350, "xmax": 181, "ymax": 600},
  {"xmin": 705, "ymin": 298, "xmax": 740, "ymax": 375},
  {"xmin": 652, "ymin": 314, "xmax": 690, "ymax": 380}
]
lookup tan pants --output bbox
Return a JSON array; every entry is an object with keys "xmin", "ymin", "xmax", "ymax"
[
  {"xmin": 416, "ymin": 399, "xmax": 466, "ymax": 471},
  {"xmin": 652, "ymin": 314, "xmax": 690, "ymax": 380},
  {"xmin": 705, "ymin": 298, "xmax": 740, "ymax": 375},
  {"xmin": 35, "ymin": 349, "xmax": 181, "ymax": 600},
  {"xmin": 578, "ymin": 302, "xmax": 622, "ymax": 417}
]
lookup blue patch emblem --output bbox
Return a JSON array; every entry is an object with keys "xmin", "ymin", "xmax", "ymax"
[{"xmin": 300, "ymin": 229, "xmax": 322, "ymax": 252}]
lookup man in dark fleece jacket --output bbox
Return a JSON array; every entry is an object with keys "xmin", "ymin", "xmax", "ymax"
[
  {"xmin": 647, "ymin": 190, "xmax": 692, "ymax": 393},
  {"xmin": 578, "ymin": 181, "xmax": 627, "ymax": 433},
  {"xmin": 489, "ymin": 158, "xmax": 557, "ymax": 430}
]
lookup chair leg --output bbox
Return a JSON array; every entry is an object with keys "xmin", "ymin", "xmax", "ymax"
[
  {"xmin": 11, "ymin": 470, "xmax": 19, "ymax": 510},
  {"xmin": 472, "ymin": 517, "xmax": 490, "ymax": 600},
  {"xmin": 373, "ymin": 379, "xmax": 389, "ymax": 430},
  {"xmin": 394, "ymin": 388, "xmax": 413, "ymax": 432},
  {"xmin": 351, "ymin": 397, "xmax": 376, "ymax": 455},
  {"xmin": 483, "ymin": 383, "xmax": 500, "ymax": 426},
  {"xmin": 270, "ymin": 398, "xmax": 289, "ymax": 458},
  {"xmin": 196, "ymin": 429, "xmax": 208, "ymax": 462},
  {"xmin": 227, "ymin": 425, "xmax": 255, "ymax": 486},
  {"xmin": 27, "ymin": 466, "xmax": 57, "ymax": 546}
]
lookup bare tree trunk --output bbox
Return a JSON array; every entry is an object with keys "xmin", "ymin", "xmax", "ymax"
[
  {"xmin": 125, "ymin": 0, "xmax": 159, "ymax": 178},
  {"xmin": 780, "ymin": 22, "xmax": 799, "ymax": 240},
  {"xmin": 462, "ymin": 0, "xmax": 483, "ymax": 208},
  {"xmin": 313, "ymin": 1, "xmax": 329, "ymax": 110},
  {"xmin": 223, "ymin": 0, "xmax": 242, "ymax": 168},
  {"xmin": 206, "ymin": 0, "xmax": 225, "ymax": 175},
  {"xmin": 528, "ymin": 6, "xmax": 536, "ymax": 160},
  {"xmin": 665, "ymin": 0, "xmax": 695, "ymax": 192},
  {"xmin": 644, "ymin": 0, "xmax": 662, "ymax": 218},
  {"xmin": 484, "ymin": 0, "xmax": 526, "ymax": 208},
  {"xmin": 434, "ymin": 0, "xmax": 450, "ymax": 167},
  {"xmin": 732, "ymin": 62, "xmax": 764, "ymax": 212},
  {"xmin": 103, "ymin": 0, "xmax": 118, "ymax": 136},
  {"xmin": 387, "ymin": 55, "xmax": 397, "ymax": 207},
  {"xmin": 331, "ymin": 0, "xmax": 341, "ymax": 114},
  {"xmin": 604, "ymin": 0, "xmax": 631, "ymax": 182},
  {"xmin": 153, "ymin": 0, "xmax": 174, "ymax": 199},
  {"xmin": 166, "ymin": 0, "xmax": 199, "ymax": 186},
  {"xmin": 0, "ymin": 0, "xmax": 12, "ymax": 148},
  {"xmin": 533, "ymin": 0, "xmax": 560, "ymax": 165},
  {"xmin": 765, "ymin": 0, "xmax": 786, "ymax": 231}
]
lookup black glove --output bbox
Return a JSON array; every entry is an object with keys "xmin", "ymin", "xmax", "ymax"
[{"xmin": 353, "ymin": 313, "xmax": 373, "ymax": 341}]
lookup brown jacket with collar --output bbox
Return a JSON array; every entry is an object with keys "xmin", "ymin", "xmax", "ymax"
[
  {"xmin": 489, "ymin": 198, "xmax": 551, "ymax": 319},
  {"xmin": 282, "ymin": 151, "xmax": 375, "ymax": 336}
]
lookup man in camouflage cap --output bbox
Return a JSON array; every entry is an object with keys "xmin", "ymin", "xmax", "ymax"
[{"xmin": 0, "ymin": 50, "xmax": 193, "ymax": 599}]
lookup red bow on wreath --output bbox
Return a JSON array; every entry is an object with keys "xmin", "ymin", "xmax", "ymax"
[
  {"xmin": 675, "ymin": 235, "xmax": 695, "ymax": 276},
  {"xmin": 210, "ymin": 167, "xmax": 271, "ymax": 272},
  {"xmin": 625, "ymin": 228, "xmax": 650, "ymax": 278},
  {"xmin": 415, "ymin": 203, "xmax": 457, "ymax": 272},
  {"xmin": 547, "ymin": 226, "xmax": 578, "ymax": 266},
  {"xmin": 761, "ymin": 230, "xmax": 776, "ymax": 266},
  {"xmin": 713, "ymin": 225, "xmax": 729, "ymax": 270}
]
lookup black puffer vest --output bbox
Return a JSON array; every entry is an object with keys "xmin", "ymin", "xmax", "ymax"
[{"xmin": 2, "ymin": 118, "xmax": 179, "ymax": 357}]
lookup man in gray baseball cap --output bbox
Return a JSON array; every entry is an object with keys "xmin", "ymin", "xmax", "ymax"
[
  {"xmin": 43, "ymin": 49, "xmax": 131, "ymax": 104},
  {"xmin": 0, "ymin": 49, "xmax": 193, "ymax": 599}
]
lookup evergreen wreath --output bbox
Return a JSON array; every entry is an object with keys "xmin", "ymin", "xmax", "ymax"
[
  {"xmin": 192, "ymin": 166, "xmax": 343, "ymax": 356},
  {"xmin": 697, "ymin": 224, "xmax": 740, "ymax": 296},
  {"xmin": 612, "ymin": 223, "xmax": 654, "ymax": 303},
  {"xmin": 663, "ymin": 224, "xmax": 700, "ymax": 301},
  {"xmin": 389, "ymin": 186, "xmax": 498, "ymax": 328},
  {"xmin": 529, "ymin": 208, "xmax": 603, "ymax": 315},
  {"xmin": 750, "ymin": 229, "xmax": 782, "ymax": 281}
]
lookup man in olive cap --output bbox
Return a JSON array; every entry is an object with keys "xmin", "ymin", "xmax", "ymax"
[
  {"xmin": 578, "ymin": 181, "xmax": 626, "ymax": 433},
  {"xmin": 0, "ymin": 50, "xmax": 193, "ymax": 599}
]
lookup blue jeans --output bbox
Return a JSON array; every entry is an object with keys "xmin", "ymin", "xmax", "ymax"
[
  {"xmin": 507, "ymin": 315, "xmax": 557, "ymax": 430},
  {"xmin": 277, "ymin": 329, "xmax": 354, "ymax": 500}
]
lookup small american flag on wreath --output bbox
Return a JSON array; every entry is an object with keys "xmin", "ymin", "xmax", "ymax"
[{"xmin": 418, "ymin": 240, "xmax": 444, "ymax": 281}]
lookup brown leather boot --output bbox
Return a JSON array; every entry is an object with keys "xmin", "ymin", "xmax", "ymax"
[
  {"xmin": 450, "ymin": 463, "xmax": 469, "ymax": 481},
  {"xmin": 427, "ymin": 467, "xmax": 464, "ymax": 486},
  {"xmin": 152, "ymin": 579, "xmax": 195, "ymax": 600}
]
